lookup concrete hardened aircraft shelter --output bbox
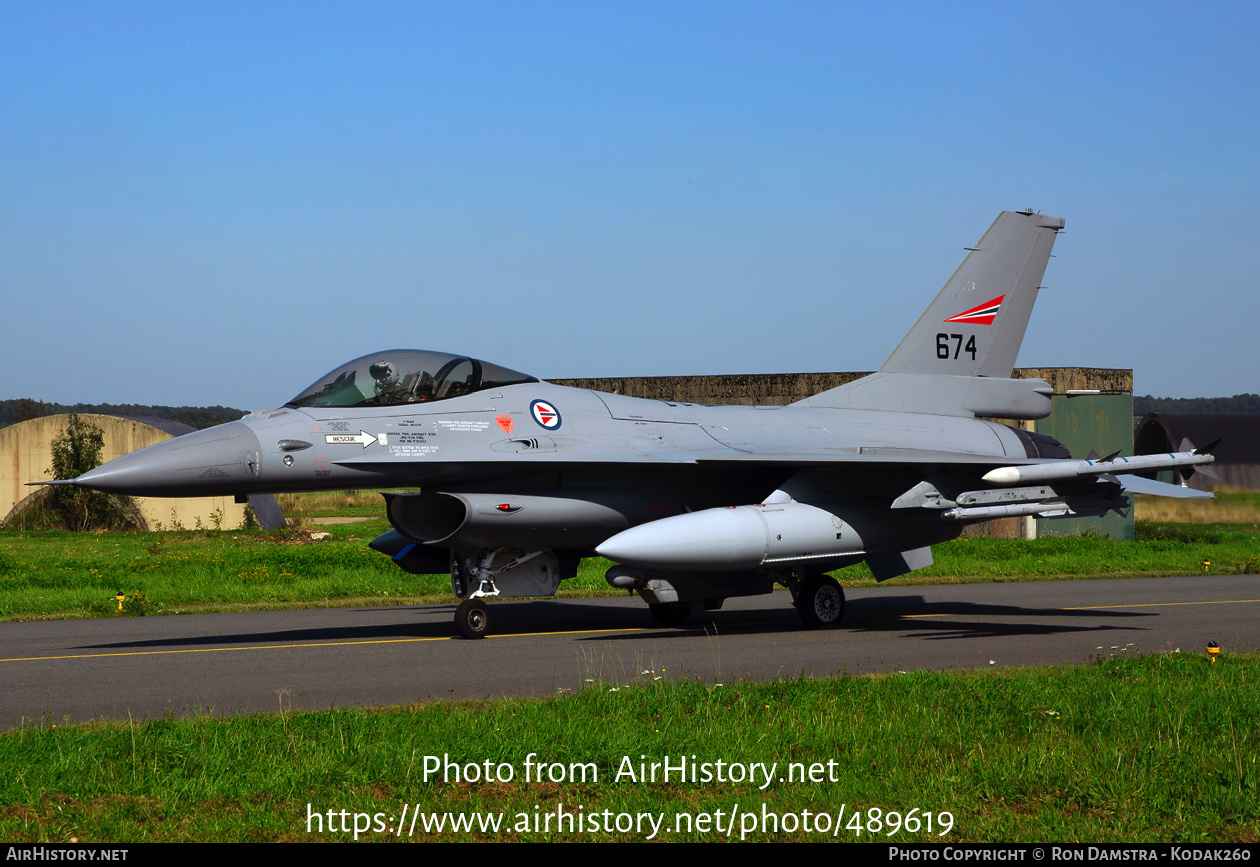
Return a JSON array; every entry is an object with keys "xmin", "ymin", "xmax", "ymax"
[
  {"xmin": 1, "ymin": 414, "xmax": 247, "ymax": 530},
  {"xmin": 1135, "ymin": 412, "xmax": 1260, "ymax": 492}
]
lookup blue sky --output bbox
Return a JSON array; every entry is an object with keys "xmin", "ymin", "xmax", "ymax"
[{"xmin": 3, "ymin": 1, "xmax": 1257, "ymax": 409}]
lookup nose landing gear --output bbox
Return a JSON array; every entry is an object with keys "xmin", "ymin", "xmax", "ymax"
[{"xmin": 454, "ymin": 597, "xmax": 490, "ymax": 640}]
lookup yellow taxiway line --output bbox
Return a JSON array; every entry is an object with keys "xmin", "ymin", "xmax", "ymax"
[
  {"xmin": 902, "ymin": 598, "xmax": 1260, "ymax": 618},
  {"xmin": 0, "ymin": 627, "xmax": 649, "ymax": 663},
  {"xmin": 5, "ymin": 599, "xmax": 1257, "ymax": 663}
]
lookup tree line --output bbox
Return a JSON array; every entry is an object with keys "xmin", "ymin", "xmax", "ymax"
[
  {"xmin": 0, "ymin": 399, "xmax": 245, "ymax": 431},
  {"xmin": 1134, "ymin": 394, "xmax": 1260, "ymax": 415}
]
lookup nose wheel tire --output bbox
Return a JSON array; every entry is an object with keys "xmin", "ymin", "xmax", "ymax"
[
  {"xmin": 796, "ymin": 576, "xmax": 845, "ymax": 629},
  {"xmin": 455, "ymin": 598, "xmax": 490, "ymax": 639}
]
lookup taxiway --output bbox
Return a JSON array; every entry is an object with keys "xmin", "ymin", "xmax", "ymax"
[{"xmin": 3, "ymin": 575, "xmax": 1258, "ymax": 729}]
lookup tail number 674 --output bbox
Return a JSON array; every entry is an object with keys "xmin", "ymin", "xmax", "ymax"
[{"xmin": 936, "ymin": 333, "xmax": 977, "ymax": 360}]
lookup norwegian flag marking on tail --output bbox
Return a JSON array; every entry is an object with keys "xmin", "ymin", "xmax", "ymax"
[{"xmin": 944, "ymin": 294, "xmax": 1004, "ymax": 325}]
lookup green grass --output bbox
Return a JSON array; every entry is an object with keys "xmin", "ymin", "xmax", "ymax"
[
  {"xmin": 4, "ymin": 494, "xmax": 1256, "ymax": 841},
  {"xmin": 0, "ymin": 521, "xmax": 416, "ymax": 619},
  {"xmin": 1, "ymin": 519, "xmax": 1256, "ymax": 620},
  {"xmin": 3, "ymin": 652, "xmax": 1257, "ymax": 842},
  {"xmin": 840, "ymin": 523, "xmax": 1259, "ymax": 585},
  {"xmin": 275, "ymin": 488, "xmax": 420, "ymax": 518}
]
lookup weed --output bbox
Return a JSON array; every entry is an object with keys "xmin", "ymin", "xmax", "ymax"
[{"xmin": 120, "ymin": 592, "xmax": 149, "ymax": 616}]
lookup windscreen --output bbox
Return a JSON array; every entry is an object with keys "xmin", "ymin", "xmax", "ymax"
[{"xmin": 286, "ymin": 350, "xmax": 538, "ymax": 408}]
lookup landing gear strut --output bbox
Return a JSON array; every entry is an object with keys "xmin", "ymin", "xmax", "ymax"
[{"xmin": 449, "ymin": 548, "xmax": 561, "ymax": 638}]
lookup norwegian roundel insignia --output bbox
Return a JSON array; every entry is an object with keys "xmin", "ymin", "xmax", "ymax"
[{"xmin": 529, "ymin": 399, "xmax": 562, "ymax": 430}]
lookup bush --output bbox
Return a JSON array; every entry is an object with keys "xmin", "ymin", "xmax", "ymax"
[{"xmin": 46, "ymin": 413, "xmax": 142, "ymax": 531}]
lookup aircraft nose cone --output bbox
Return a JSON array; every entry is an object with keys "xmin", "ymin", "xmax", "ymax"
[{"xmin": 72, "ymin": 422, "xmax": 264, "ymax": 497}]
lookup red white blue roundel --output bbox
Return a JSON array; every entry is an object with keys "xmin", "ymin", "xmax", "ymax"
[{"xmin": 530, "ymin": 399, "xmax": 562, "ymax": 430}]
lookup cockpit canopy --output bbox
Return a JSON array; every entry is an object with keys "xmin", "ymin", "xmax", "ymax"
[{"xmin": 286, "ymin": 350, "xmax": 539, "ymax": 408}]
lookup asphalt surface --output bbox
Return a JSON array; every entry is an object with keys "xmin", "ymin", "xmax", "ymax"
[{"xmin": 3, "ymin": 575, "xmax": 1259, "ymax": 730}]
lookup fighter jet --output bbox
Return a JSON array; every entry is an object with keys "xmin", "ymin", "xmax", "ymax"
[{"xmin": 63, "ymin": 209, "xmax": 1215, "ymax": 638}]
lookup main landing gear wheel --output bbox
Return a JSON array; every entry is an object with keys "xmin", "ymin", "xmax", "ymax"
[
  {"xmin": 455, "ymin": 598, "xmax": 490, "ymax": 639},
  {"xmin": 796, "ymin": 576, "xmax": 845, "ymax": 629},
  {"xmin": 648, "ymin": 602, "xmax": 691, "ymax": 625}
]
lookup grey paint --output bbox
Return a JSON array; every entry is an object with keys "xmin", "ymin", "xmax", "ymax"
[{"xmin": 63, "ymin": 210, "xmax": 1214, "ymax": 637}]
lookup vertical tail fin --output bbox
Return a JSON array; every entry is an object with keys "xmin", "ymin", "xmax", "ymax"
[{"xmin": 880, "ymin": 210, "xmax": 1064, "ymax": 378}]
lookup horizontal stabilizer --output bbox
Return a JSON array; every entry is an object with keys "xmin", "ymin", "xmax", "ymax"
[{"xmin": 1116, "ymin": 475, "xmax": 1214, "ymax": 499}]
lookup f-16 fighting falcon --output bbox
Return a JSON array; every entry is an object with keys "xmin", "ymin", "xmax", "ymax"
[{"xmin": 59, "ymin": 210, "xmax": 1217, "ymax": 638}]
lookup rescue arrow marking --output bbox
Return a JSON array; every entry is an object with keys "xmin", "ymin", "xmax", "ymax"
[{"xmin": 324, "ymin": 431, "xmax": 378, "ymax": 448}]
